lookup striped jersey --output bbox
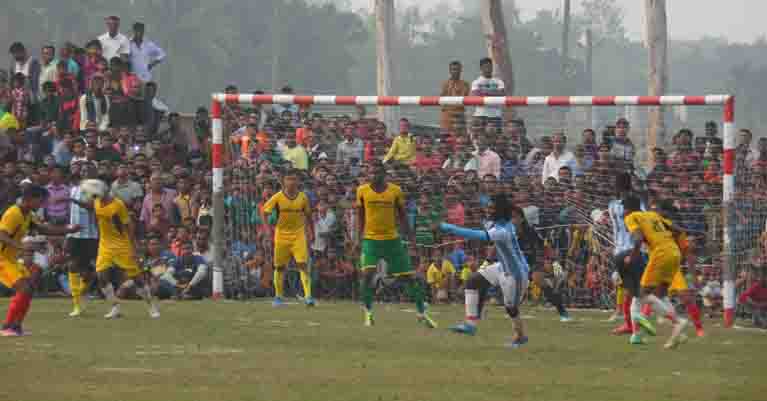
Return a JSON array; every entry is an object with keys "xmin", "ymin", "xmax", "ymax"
[
  {"xmin": 607, "ymin": 198, "xmax": 645, "ymax": 256},
  {"xmin": 68, "ymin": 186, "xmax": 98, "ymax": 239},
  {"xmin": 484, "ymin": 220, "xmax": 529, "ymax": 278}
]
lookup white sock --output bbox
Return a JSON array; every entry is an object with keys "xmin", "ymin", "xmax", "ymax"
[
  {"xmin": 102, "ymin": 284, "xmax": 117, "ymax": 304},
  {"xmin": 135, "ymin": 284, "xmax": 154, "ymax": 305},
  {"xmin": 644, "ymin": 294, "xmax": 672, "ymax": 318},
  {"xmin": 630, "ymin": 297, "xmax": 642, "ymax": 334},
  {"xmin": 465, "ymin": 289, "xmax": 479, "ymax": 326}
]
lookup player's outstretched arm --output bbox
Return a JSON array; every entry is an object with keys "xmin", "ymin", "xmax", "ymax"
[
  {"xmin": 439, "ymin": 223, "xmax": 490, "ymax": 242},
  {"xmin": 35, "ymin": 223, "xmax": 81, "ymax": 236}
]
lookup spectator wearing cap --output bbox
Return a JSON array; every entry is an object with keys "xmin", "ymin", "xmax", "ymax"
[
  {"xmin": 8, "ymin": 42, "xmax": 41, "ymax": 100},
  {"xmin": 129, "ymin": 22, "xmax": 166, "ymax": 82},
  {"xmin": 541, "ymin": 131, "xmax": 575, "ymax": 184},
  {"xmin": 610, "ymin": 118, "xmax": 635, "ymax": 171},
  {"xmin": 79, "ymin": 73, "xmax": 110, "ymax": 131},
  {"xmin": 99, "ymin": 16, "xmax": 131, "ymax": 63}
]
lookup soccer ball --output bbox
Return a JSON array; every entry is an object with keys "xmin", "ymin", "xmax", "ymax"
[{"xmin": 79, "ymin": 179, "xmax": 107, "ymax": 201}]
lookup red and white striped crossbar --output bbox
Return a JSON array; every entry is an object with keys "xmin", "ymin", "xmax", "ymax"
[{"xmin": 211, "ymin": 94, "xmax": 731, "ymax": 107}]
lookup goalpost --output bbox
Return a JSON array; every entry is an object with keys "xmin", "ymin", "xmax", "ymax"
[{"xmin": 209, "ymin": 93, "xmax": 741, "ymax": 327}]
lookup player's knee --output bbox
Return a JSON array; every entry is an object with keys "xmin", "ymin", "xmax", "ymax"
[
  {"xmin": 532, "ymin": 271, "xmax": 547, "ymax": 288},
  {"xmin": 505, "ymin": 305, "xmax": 520, "ymax": 319}
]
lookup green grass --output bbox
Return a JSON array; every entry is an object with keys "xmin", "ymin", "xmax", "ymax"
[{"xmin": 3, "ymin": 298, "xmax": 766, "ymax": 401}]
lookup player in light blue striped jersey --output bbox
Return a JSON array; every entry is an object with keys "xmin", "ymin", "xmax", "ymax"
[{"xmin": 439, "ymin": 194, "xmax": 530, "ymax": 348}]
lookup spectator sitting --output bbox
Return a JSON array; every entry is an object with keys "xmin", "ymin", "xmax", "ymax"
[
  {"xmin": 383, "ymin": 118, "xmax": 416, "ymax": 165},
  {"xmin": 157, "ymin": 242, "xmax": 209, "ymax": 300},
  {"xmin": 474, "ymin": 134, "xmax": 501, "ymax": 179},
  {"xmin": 8, "ymin": 42, "xmax": 41, "ymax": 100},
  {"xmin": 738, "ymin": 270, "xmax": 767, "ymax": 329},
  {"xmin": 413, "ymin": 134, "xmax": 443, "ymax": 175},
  {"xmin": 335, "ymin": 123, "xmax": 364, "ymax": 174},
  {"xmin": 79, "ymin": 74, "xmax": 110, "ymax": 132},
  {"xmin": 142, "ymin": 235, "xmax": 177, "ymax": 297},
  {"xmin": 427, "ymin": 252, "xmax": 456, "ymax": 304},
  {"xmin": 44, "ymin": 166, "xmax": 70, "ymax": 225},
  {"xmin": 140, "ymin": 172, "xmax": 178, "ymax": 231},
  {"xmin": 610, "ymin": 118, "xmax": 635, "ymax": 171},
  {"xmin": 282, "ymin": 132, "xmax": 309, "ymax": 171},
  {"xmin": 542, "ymin": 131, "xmax": 575, "ymax": 184}
]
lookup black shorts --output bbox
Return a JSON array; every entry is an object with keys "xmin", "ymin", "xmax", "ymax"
[
  {"xmin": 66, "ymin": 238, "xmax": 99, "ymax": 273},
  {"xmin": 614, "ymin": 250, "xmax": 646, "ymax": 296}
]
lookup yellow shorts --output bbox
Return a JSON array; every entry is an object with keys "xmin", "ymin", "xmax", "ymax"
[
  {"xmin": 96, "ymin": 249, "xmax": 141, "ymax": 278},
  {"xmin": 640, "ymin": 247, "xmax": 681, "ymax": 288},
  {"xmin": 669, "ymin": 271, "xmax": 689, "ymax": 293},
  {"xmin": 273, "ymin": 235, "xmax": 308, "ymax": 268},
  {"xmin": 0, "ymin": 258, "xmax": 30, "ymax": 289}
]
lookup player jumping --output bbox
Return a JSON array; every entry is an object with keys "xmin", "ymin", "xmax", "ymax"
[
  {"xmin": 1, "ymin": 185, "xmax": 80, "ymax": 336},
  {"xmin": 262, "ymin": 168, "xmax": 315, "ymax": 307},
  {"xmin": 354, "ymin": 161, "xmax": 436, "ymax": 328},
  {"xmin": 71, "ymin": 181, "xmax": 160, "ymax": 319},
  {"xmin": 623, "ymin": 195, "xmax": 689, "ymax": 348},
  {"xmin": 440, "ymin": 194, "xmax": 530, "ymax": 348}
]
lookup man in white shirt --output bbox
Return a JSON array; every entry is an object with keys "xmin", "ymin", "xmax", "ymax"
[
  {"xmin": 98, "ymin": 16, "xmax": 130, "ymax": 62},
  {"xmin": 541, "ymin": 132, "xmax": 575, "ymax": 184},
  {"xmin": 129, "ymin": 22, "xmax": 166, "ymax": 82},
  {"xmin": 471, "ymin": 57, "xmax": 506, "ymax": 129},
  {"xmin": 38, "ymin": 45, "xmax": 57, "ymax": 95}
]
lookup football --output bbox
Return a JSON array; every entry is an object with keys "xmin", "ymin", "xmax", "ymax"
[{"xmin": 79, "ymin": 179, "xmax": 107, "ymax": 201}]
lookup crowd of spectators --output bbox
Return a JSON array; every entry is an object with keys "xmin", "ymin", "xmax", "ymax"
[{"xmin": 1, "ymin": 26, "xmax": 766, "ymax": 325}]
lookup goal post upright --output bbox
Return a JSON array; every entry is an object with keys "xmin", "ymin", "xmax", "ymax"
[{"xmin": 209, "ymin": 93, "xmax": 736, "ymax": 327}]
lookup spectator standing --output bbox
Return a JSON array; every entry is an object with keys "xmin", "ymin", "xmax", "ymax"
[
  {"xmin": 99, "ymin": 16, "xmax": 131, "ymax": 63},
  {"xmin": 505, "ymin": 119, "xmax": 532, "ymax": 157},
  {"xmin": 336, "ymin": 124, "xmax": 364, "ymax": 173},
  {"xmin": 383, "ymin": 118, "xmax": 416, "ymax": 165},
  {"xmin": 82, "ymin": 40, "xmax": 104, "ymax": 88},
  {"xmin": 44, "ymin": 167, "xmax": 70, "ymax": 225},
  {"xmin": 738, "ymin": 272, "xmax": 767, "ymax": 328},
  {"xmin": 140, "ymin": 173, "xmax": 178, "ymax": 229},
  {"xmin": 8, "ymin": 42, "xmax": 40, "ymax": 100},
  {"xmin": 129, "ymin": 22, "xmax": 166, "ymax": 83},
  {"xmin": 79, "ymin": 74, "xmax": 110, "ymax": 132},
  {"xmin": 439, "ymin": 61, "xmax": 470, "ymax": 133},
  {"xmin": 38, "ymin": 45, "xmax": 57, "ymax": 95},
  {"xmin": 282, "ymin": 132, "xmax": 309, "ymax": 171},
  {"xmin": 542, "ymin": 132, "xmax": 575, "ymax": 184},
  {"xmin": 610, "ymin": 118, "xmax": 635, "ymax": 171},
  {"xmin": 474, "ymin": 135, "xmax": 501, "ymax": 179},
  {"xmin": 57, "ymin": 43, "xmax": 81, "ymax": 77},
  {"xmin": 581, "ymin": 128, "xmax": 598, "ymax": 162},
  {"xmin": 470, "ymin": 57, "xmax": 505, "ymax": 129}
]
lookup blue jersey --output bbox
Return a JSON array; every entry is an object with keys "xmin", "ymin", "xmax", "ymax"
[
  {"xmin": 484, "ymin": 220, "xmax": 530, "ymax": 278},
  {"xmin": 608, "ymin": 198, "xmax": 646, "ymax": 256}
]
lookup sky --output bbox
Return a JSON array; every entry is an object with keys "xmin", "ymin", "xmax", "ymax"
[{"xmin": 348, "ymin": 0, "xmax": 763, "ymax": 43}]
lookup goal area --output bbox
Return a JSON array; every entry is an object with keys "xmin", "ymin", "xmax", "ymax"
[{"xmin": 209, "ymin": 93, "xmax": 748, "ymax": 328}]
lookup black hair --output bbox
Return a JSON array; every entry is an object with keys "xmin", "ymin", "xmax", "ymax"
[
  {"xmin": 22, "ymin": 185, "xmax": 49, "ymax": 200},
  {"xmin": 133, "ymin": 22, "xmax": 145, "ymax": 30},
  {"xmin": 86, "ymin": 40, "xmax": 102, "ymax": 49},
  {"xmin": 656, "ymin": 199, "xmax": 679, "ymax": 221},
  {"xmin": 282, "ymin": 168, "xmax": 299, "ymax": 178},
  {"xmin": 480, "ymin": 57, "xmax": 493, "ymax": 66},
  {"xmin": 491, "ymin": 194, "xmax": 514, "ymax": 222},
  {"xmin": 615, "ymin": 171, "xmax": 632, "ymax": 194},
  {"xmin": 449, "ymin": 60, "xmax": 461, "ymax": 66},
  {"xmin": 42, "ymin": 44, "xmax": 55, "ymax": 52},
  {"xmin": 623, "ymin": 194, "xmax": 642, "ymax": 213},
  {"xmin": 9, "ymin": 42, "xmax": 25, "ymax": 54}
]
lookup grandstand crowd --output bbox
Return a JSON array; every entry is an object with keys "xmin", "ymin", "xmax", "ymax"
[{"xmin": 1, "ymin": 20, "xmax": 766, "ymax": 326}]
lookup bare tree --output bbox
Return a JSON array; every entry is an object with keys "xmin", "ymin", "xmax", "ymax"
[
  {"xmin": 375, "ymin": 0, "xmax": 397, "ymax": 133},
  {"xmin": 480, "ymin": 0, "xmax": 515, "ymax": 117},
  {"xmin": 645, "ymin": 0, "xmax": 669, "ymax": 151}
]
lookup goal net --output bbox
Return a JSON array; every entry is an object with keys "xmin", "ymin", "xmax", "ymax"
[{"xmin": 209, "ymin": 93, "xmax": 752, "ymax": 327}]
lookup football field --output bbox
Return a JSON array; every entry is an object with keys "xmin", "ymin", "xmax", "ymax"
[{"xmin": 3, "ymin": 299, "xmax": 765, "ymax": 401}]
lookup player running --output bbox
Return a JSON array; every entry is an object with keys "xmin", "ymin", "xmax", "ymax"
[
  {"xmin": 623, "ymin": 195, "xmax": 689, "ymax": 348},
  {"xmin": 354, "ymin": 161, "xmax": 436, "ymax": 328},
  {"xmin": 1, "ymin": 185, "xmax": 80, "ymax": 336},
  {"xmin": 66, "ymin": 164, "xmax": 100, "ymax": 317},
  {"xmin": 71, "ymin": 180, "xmax": 160, "ymax": 319},
  {"xmin": 262, "ymin": 168, "xmax": 315, "ymax": 307},
  {"xmin": 440, "ymin": 194, "xmax": 530, "ymax": 348}
]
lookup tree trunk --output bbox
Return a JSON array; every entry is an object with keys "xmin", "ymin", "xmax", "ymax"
[
  {"xmin": 375, "ymin": 0, "xmax": 397, "ymax": 135},
  {"xmin": 480, "ymin": 0, "xmax": 515, "ymax": 118},
  {"xmin": 645, "ymin": 0, "xmax": 669, "ymax": 152},
  {"xmin": 271, "ymin": 1, "xmax": 282, "ymax": 92},
  {"xmin": 561, "ymin": 0, "xmax": 571, "ymax": 87}
]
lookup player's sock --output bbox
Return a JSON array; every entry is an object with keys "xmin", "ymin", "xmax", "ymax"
[
  {"xmin": 542, "ymin": 286, "xmax": 568, "ymax": 317},
  {"xmin": 406, "ymin": 280, "xmax": 426, "ymax": 315},
  {"xmin": 630, "ymin": 297, "xmax": 643, "ymax": 335},
  {"xmin": 645, "ymin": 294, "xmax": 675, "ymax": 322},
  {"xmin": 102, "ymin": 283, "xmax": 117, "ymax": 304},
  {"xmin": 641, "ymin": 303, "xmax": 653, "ymax": 317},
  {"xmin": 135, "ymin": 283, "xmax": 153, "ymax": 304},
  {"xmin": 686, "ymin": 301, "xmax": 703, "ymax": 330},
  {"xmin": 622, "ymin": 294, "xmax": 633, "ymax": 331},
  {"xmin": 69, "ymin": 272, "xmax": 82, "ymax": 309},
  {"xmin": 273, "ymin": 268, "xmax": 284, "ymax": 299},
  {"xmin": 16, "ymin": 292, "xmax": 31, "ymax": 325},
  {"xmin": 299, "ymin": 270, "xmax": 312, "ymax": 299},
  {"xmin": 360, "ymin": 280, "xmax": 373, "ymax": 311},
  {"xmin": 464, "ymin": 289, "xmax": 480, "ymax": 326},
  {"xmin": 3, "ymin": 292, "xmax": 25, "ymax": 327}
]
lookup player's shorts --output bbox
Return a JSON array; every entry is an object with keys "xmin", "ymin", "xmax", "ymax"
[
  {"xmin": 669, "ymin": 271, "xmax": 689, "ymax": 294},
  {"xmin": 360, "ymin": 238, "xmax": 412, "ymax": 276},
  {"xmin": 479, "ymin": 262, "xmax": 529, "ymax": 308},
  {"xmin": 614, "ymin": 250, "xmax": 647, "ymax": 296},
  {"xmin": 274, "ymin": 234, "xmax": 308, "ymax": 268},
  {"xmin": 66, "ymin": 238, "xmax": 98, "ymax": 273},
  {"xmin": 640, "ymin": 246, "xmax": 681, "ymax": 288},
  {"xmin": 96, "ymin": 248, "xmax": 141, "ymax": 278},
  {"xmin": 0, "ymin": 258, "xmax": 30, "ymax": 289}
]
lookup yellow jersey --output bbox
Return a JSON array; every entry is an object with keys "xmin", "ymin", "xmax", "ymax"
[
  {"xmin": 0, "ymin": 205, "xmax": 35, "ymax": 262},
  {"xmin": 427, "ymin": 261, "xmax": 456, "ymax": 289},
  {"xmin": 95, "ymin": 198, "xmax": 134, "ymax": 252},
  {"xmin": 624, "ymin": 211, "xmax": 678, "ymax": 254},
  {"xmin": 356, "ymin": 183, "xmax": 405, "ymax": 241},
  {"xmin": 262, "ymin": 191, "xmax": 310, "ymax": 243}
]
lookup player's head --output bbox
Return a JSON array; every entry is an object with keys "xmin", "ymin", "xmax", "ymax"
[
  {"xmin": 489, "ymin": 193, "xmax": 514, "ymax": 223},
  {"xmin": 479, "ymin": 57, "xmax": 493, "ymax": 77},
  {"xmin": 622, "ymin": 194, "xmax": 642, "ymax": 215},
  {"xmin": 655, "ymin": 198, "xmax": 678, "ymax": 221},
  {"xmin": 615, "ymin": 171, "xmax": 632, "ymax": 196},
  {"xmin": 281, "ymin": 168, "xmax": 300, "ymax": 193},
  {"xmin": 510, "ymin": 205, "xmax": 527, "ymax": 229},
  {"xmin": 21, "ymin": 184, "xmax": 49, "ymax": 210},
  {"xmin": 371, "ymin": 161, "xmax": 387, "ymax": 187}
]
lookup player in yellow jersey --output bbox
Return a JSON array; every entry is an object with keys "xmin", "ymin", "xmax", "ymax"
[
  {"xmin": 0, "ymin": 185, "xmax": 80, "ymax": 336},
  {"xmin": 262, "ymin": 169, "xmax": 315, "ymax": 307},
  {"xmin": 354, "ymin": 161, "xmax": 436, "ymax": 328},
  {"xmin": 71, "ymin": 181, "xmax": 160, "ymax": 319},
  {"xmin": 623, "ymin": 195, "xmax": 688, "ymax": 348}
]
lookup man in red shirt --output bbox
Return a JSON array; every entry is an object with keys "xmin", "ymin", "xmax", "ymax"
[{"xmin": 739, "ymin": 272, "xmax": 767, "ymax": 329}]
